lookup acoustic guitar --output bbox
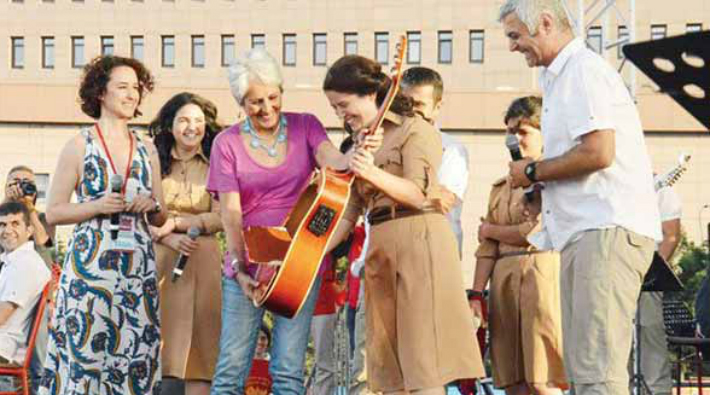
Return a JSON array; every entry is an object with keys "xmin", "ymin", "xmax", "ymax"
[{"xmin": 242, "ymin": 36, "xmax": 408, "ymax": 318}]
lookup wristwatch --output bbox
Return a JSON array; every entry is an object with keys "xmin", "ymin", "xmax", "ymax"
[{"xmin": 524, "ymin": 162, "xmax": 538, "ymax": 183}]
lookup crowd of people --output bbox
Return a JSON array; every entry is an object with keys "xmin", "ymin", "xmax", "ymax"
[{"xmin": 0, "ymin": 0, "xmax": 706, "ymax": 395}]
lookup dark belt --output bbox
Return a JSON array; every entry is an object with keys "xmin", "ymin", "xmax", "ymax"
[
  {"xmin": 498, "ymin": 250, "xmax": 548, "ymax": 258},
  {"xmin": 367, "ymin": 206, "xmax": 432, "ymax": 226}
]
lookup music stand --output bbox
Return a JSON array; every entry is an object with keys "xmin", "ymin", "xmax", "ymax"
[
  {"xmin": 632, "ymin": 252, "xmax": 684, "ymax": 395},
  {"xmin": 622, "ymin": 31, "xmax": 710, "ymax": 131}
]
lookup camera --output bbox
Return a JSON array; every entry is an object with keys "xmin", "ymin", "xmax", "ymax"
[{"xmin": 18, "ymin": 179, "xmax": 37, "ymax": 197}]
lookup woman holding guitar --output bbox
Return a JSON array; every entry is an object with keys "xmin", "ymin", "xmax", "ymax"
[
  {"xmin": 205, "ymin": 49, "xmax": 379, "ymax": 395},
  {"xmin": 323, "ymin": 55, "xmax": 484, "ymax": 395}
]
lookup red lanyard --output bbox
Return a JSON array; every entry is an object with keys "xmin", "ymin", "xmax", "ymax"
[{"xmin": 95, "ymin": 123, "xmax": 134, "ymax": 194}]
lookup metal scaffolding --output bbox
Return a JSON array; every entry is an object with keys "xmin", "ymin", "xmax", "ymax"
[{"xmin": 568, "ymin": 0, "xmax": 637, "ymax": 97}]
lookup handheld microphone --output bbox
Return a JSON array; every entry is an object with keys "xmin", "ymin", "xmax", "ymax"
[
  {"xmin": 109, "ymin": 174, "xmax": 123, "ymax": 240},
  {"xmin": 172, "ymin": 226, "xmax": 201, "ymax": 282},
  {"xmin": 505, "ymin": 134, "xmax": 536, "ymax": 202},
  {"xmin": 505, "ymin": 133, "xmax": 523, "ymax": 161}
]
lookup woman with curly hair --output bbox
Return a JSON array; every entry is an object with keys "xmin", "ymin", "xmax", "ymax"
[
  {"xmin": 148, "ymin": 92, "xmax": 224, "ymax": 395},
  {"xmin": 39, "ymin": 55, "xmax": 167, "ymax": 395}
]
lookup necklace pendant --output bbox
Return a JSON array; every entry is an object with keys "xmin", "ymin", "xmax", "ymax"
[
  {"xmin": 268, "ymin": 147, "xmax": 278, "ymax": 157},
  {"xmin": 250, "ymin": 139, "xmax": 260, "ymax": 149}
]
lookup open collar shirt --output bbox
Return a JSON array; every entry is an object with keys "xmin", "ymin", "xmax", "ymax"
[{"xmin": 530, "ymin": 37, "xmax": 662, "ymax": 251}]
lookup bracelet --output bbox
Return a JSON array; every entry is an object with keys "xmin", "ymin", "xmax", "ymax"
[{"xmin": 466, "ymin": 289, "xmax": 485, "ymax": 302}]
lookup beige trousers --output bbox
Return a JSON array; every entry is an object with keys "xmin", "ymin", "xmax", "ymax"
[{"xmin": 560, "ymin": 227, "xmax": 655, "ymax": 395}]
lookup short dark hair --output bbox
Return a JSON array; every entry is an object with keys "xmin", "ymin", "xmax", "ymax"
[
  {"xmin": 79, "ymin": 55, "xmax": 155, "ymax": 119},
  {"xmin": 401, "ymin": 67, "xmax": 444, "ymax": 103},
  {"xmin": 259, "ymin": 324, "xmax": 272, "ymax": 347},
  {"xmin": 148, "ymin": 92, "xmax": 225, "ymax": 177},
  {"xmin": 0, "ymin": 201, "xmax": 31, "ymax": 226},
  {"xmin": 504, "ymin": 96, "xmax": 543, "ymax": 128}
]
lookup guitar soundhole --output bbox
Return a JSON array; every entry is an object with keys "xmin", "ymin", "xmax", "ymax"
[{"xmin": 308, "ymin": 205, "xmax": 336, "ymax": 237}]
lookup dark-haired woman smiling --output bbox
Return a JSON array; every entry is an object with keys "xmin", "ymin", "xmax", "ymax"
[
  {"xmin": 148, "ymin": 92, "xmax": 224, "ymax": 395},
  {"xmin": 40, "ymin": 55, "xmax": 167, "ymax": 395},
  {"xmin": 323, "ymin": 55, "xmax": 484, "ymax": 395}
]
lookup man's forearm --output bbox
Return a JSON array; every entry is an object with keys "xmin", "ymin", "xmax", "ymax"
[
  {"xmin": 536, "ymin": 129, "xmax": 615, "ymax": 182},
  {"xmin": 30, "ymin": 211, "xmax": 50, "ymax": 246}
]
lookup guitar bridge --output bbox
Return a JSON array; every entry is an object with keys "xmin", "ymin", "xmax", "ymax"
[{"xmin": 308, "ymin": 205, "xmax": 336, "ymax": 237}]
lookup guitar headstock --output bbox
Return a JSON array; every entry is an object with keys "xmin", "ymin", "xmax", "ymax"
[
  {"xmin": 367, "ymin": 35, "xmax": 407, "ymax": 136},
  {"xmin": 655, "ymin": 152, "xmax": 691, "ymax": 191}
]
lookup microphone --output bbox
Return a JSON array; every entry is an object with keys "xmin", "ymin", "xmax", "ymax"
[
  {"xmin": 109, "ymin": 174, "xmax": 123, "ymax": 240},
  {"xmin": 505, "ymin": 134, "xmax": 535, "ymax": 202},
  {"xmin": 505, "ymin": 133, "xmax": 523, "ymax": 161},
  {"xmin": 172, "ymin": 226, "xmax": 201, "ymax": 282}
]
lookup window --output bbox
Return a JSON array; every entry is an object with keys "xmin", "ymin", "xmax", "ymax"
[
  {"xmin": 469, "ymin": 30, "xmax": 485, "ymax": 63},
  {"xmin": 192, "ymin": 35, "xmax": 205, "ymax": 68},
  {"xmin": 617, "ymin": 26, "xmax": 628, "ymax": 59},
  {"xmin": 438, "ymin": 31, "xmax": 453, "ymax": 64},
  {"xmin": 162, "ymin": 36, "xmax": 175, "ymax": 68},
  {"xmin": 252, "ymin": 34, "xmax": 265, "ymax": 49},
  {"xmin": 72, "ymin": 36, "xmax": 85, "ymax": 68},
  {"xmin": 406, "ymin": 31, "xmax": 421, "ymax": 64},
  {"xmin": 313, "ymin": 33, "xmax": 327, "ymax": 66},
  {"xmin": 11, "ymin": 37, "xmax": 24, "ymax": 69},
  {"xmin": 131, "ymin": 36, "xmax": 144, "ymax": 61},
  {"xmin": 35, "ymin": 173, "xmax": 49, "ymax": 201},
  {"xmin": 282, "ymin": 34, "xmax": 297, "ymax": 66},
  {"xmin": 221, "ymin": 35, "xmax": 235, "ymax": 66},
  {"xmin": 651, "ymin": 24, "xmax": 667, "ymax": 40},
  {"xmin": 42, "ymin": 37, "xmax": 55, "ymax": 69},
  {"xmin": 375, "ymin": 32, "xmax": 389, "ymax": 65},
  {"xmin": 344, "ymin": 33, "xmax": 358, "ymax": 55},
  {"xmin": 687, "ymin": 23, "xmax": 703, "ymax": 33},
  {"xmin": 587, "ymin": 26, "xmax": 602, "ymax": 54},
  {"xmin": 101, "ymin": 36, "xmax": 114, "ymax": 56}
]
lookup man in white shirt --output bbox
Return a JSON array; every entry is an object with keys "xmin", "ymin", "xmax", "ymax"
[
  {"xmin": 500, "ymin": 1, "xmax": 662, "ymax": 395},
  {"xmin": 401, "ymin": 66, "xmax": 470, "ymax": 256},
  {"xmin": 635, "ymin": 178, "xmax": 682, "ymax": 395},
  {"xmin": 0, "ymin": 201, "xmax": 51, "ymax": 390}
]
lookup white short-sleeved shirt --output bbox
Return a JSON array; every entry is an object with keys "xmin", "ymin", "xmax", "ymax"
[
  {"xmin": 530, "ymin": 38, "xmax": 662, "ymax": 251},
  {"xmin": 655, "ymin": 182, "xmax": 682, "ymax": 223},
  {"xmin": 0, "ymin": 241, "xmax": 51, "ymax": 363},
  {"xmin": 438, "ymin": 132, "xmax": 470, "ymax": 253}
]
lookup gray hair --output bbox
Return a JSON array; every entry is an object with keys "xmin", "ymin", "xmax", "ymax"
[
  {"xmin": 227, "ymin": 48, "xmax": 283, "ymax": 105},
  {"xmin": 499, "ymin": 0, "xmax": 573, "ymax": 33}
]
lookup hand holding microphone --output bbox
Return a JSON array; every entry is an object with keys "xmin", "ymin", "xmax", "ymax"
[
  {"xmin": 506, "ymin": 134, "xmax": 537, "ymax": 196},
  {"xmin": 172, "ymin": 226, "xmax": 201, "ymax": 282}
]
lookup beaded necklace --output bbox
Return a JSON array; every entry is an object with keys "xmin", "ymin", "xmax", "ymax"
[{"xmin": 243, "ymin": 115, "xmax": 288, "ymax": 158}]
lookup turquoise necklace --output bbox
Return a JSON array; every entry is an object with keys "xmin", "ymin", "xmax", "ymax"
[{"xmin": 243, "ymin": 115, "xmax": 288, "ymax": 157}]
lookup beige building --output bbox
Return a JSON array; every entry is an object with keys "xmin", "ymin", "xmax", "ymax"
[{"xmin": 1, "ymin": 0, "xmax": 708, "ymax": 282}]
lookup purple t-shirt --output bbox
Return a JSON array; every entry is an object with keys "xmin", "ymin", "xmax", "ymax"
[{"xmin": 207, "ymin": 112, "xmax": 329, "ymax": 275}]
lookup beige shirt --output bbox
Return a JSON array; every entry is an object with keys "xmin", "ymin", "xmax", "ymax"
[
  {"xmin": 344, "ymin": 111, "xmax": 443, "ymax": 222},
  {"xmin": 163, "ymin": 148, "xmax": 221, "ymax": 234}
]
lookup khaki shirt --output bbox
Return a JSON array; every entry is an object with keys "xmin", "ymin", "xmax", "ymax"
[
  {"xmin": 475, "ymin": 177, "xmax": 542, "ymax": 259},
  {"xmin": 163, "ymin": 148, "xmax": 221, "ymax": 234},
  {"xmin": 344, "ymin": 111, "xmax": 443, "ymax": 221}
]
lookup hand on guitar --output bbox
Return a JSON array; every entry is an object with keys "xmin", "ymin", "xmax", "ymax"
[
  {"xmin": 354, "ymin": 126, "xmax": 384, "ymax": 152},
  {"xmin": 349, "ymin": 146, "xmax": 378, "ymax": 182},
  {"xmin": 235, "ymin": 271, "xmax": 262, "ymax": 301}
]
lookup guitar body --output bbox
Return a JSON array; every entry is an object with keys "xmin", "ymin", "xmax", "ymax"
[
  {"xmin": 243, "ymin": 168, "xmax": 354, "ymax": 318},
  {"xmin": 243, "ymin": 35, "xmax": 408, "ymax": 318}
]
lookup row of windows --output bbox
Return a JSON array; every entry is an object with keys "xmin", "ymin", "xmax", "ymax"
[
  {"xmin": 585, "ymin": 23, "xmax": 703, "ymax": 58},
  {"xmin": 8, "ymin": 30, "xmax": 486, "ymax": 70}
]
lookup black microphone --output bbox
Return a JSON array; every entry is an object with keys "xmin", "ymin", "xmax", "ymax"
[
  {"xmin": 172, "ymin": 226, "xmax": 201, "ymax": 282},
  {"xmin": 505, "ymin": 134, "xmax": 535, "ymax": 202},
  {"xmin": 109, "ymin": 174, "xmax": 123, "ymax": 240},
  {"xmin": 505, "ymin": 133, "xmax": 523, "ymax": 161}
]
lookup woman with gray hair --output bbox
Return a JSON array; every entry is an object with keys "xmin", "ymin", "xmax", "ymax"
[{"xmin": 206, "ymin": 49, "xmax": 375, "ymax": 395}]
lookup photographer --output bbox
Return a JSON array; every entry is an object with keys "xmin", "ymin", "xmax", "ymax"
[{"xmin": 3, "ymin": 166, "xmax": 55, "ymax": 267}]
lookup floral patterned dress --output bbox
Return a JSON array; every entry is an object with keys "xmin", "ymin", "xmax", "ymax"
[{"xmin": 39, "ymin": 128, "xmax": 161, "ymax": 395}]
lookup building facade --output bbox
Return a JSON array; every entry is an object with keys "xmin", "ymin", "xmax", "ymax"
[{"xmin": 1, "ymin": 0, "xmax": 708, "ymax": 283}]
